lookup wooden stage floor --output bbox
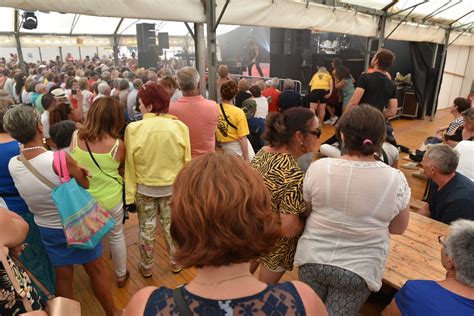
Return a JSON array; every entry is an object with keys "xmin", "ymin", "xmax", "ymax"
[{"xmin": 73, "ymin": 109, "xmax": 453, "ymax": 315}]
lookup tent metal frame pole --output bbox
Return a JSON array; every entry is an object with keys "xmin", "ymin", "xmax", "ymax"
[
  {"xmin": 430, "ymin": 29, "xmax": 450, "ymax": 121},
  {"xmin": 385, "ymin": 6, "xmax": 417, "ymax": 41},
  {"xmin": 78, "ymin": 46, "xmax": 82, "ymax": 60},
  {"xmin": 449, "ymin": 25, "xmax": 473, "ymax": 46},
  {"xmin": 378, "ymin": 13, "xmax": 386, "ymax": 49},
  {"xmin": 38, "ymin": 47, "xmax": 43, "ymax": 62},
  {"xmin": 184, "ymin": 22, "xmax": 195, "ymax": 40},
  {"xmin": 195, "ymin": 23, "xmax": 206, "ymax": 97},
  {"xmin": 214, "ymin": 0, "xmax": 230, "ymax": 32},
  {"xmin": 364, "ymin": 37, "xmax": 372, "ymax": 72},
  {"xmin": 388, "ymin": 1, "xmax": 428, "ymax": 18},
  {"xmin": 206, "ymin": 0, "xmax": 217, "ymax": 101},
  {"xmin": 423, "ymin": 1, "xmax": 462, "ymax": 22},
  {"xmin": 113, "ymin": 18, "xmax": 124, "ymax": 66},
  {"xmin": 14, "ymin": 9, "xmax": 26, "ymax": 72},
  {"xmin": 421, "ymin": 1, "xmax": 451, "ymax": 22},
  {"xmin": 59, "ymin": 46, "xmax": 63, "ymax": 63}
]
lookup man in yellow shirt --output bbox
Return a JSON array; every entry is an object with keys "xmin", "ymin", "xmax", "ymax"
[{"xmin": 309, "ymin": 66, "xmax": 333, "ymax": 125}]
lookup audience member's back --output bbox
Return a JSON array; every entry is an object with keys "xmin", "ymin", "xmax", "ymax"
[{"xmin": 169, "ymin": 67, "xmax": 218, "ymax": 158}]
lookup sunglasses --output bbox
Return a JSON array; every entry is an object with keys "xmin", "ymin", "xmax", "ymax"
[
  {"xmin": 306, "ymin": 128, "xmax": 322, "ymax": 138},
  {"xmin": 438, "ymin": 235, "xmax": 447, "ymax": 248}
]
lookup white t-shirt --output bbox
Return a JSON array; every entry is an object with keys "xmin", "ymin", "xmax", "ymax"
[
  {"xmin": 41, "ymin": 111, "xmax": 50, "ymax": 138},
  {"xmin": 381, "ymin": 142, "xmax": 399, "ymax": 167},
  {"xmin": 455, "ymin": 140, "xmax": 474, "ymax": 181},
  {"xmin": 295, "ymin": 158, "xmax": 410, "ymax": 291},
  {"xmin": 81, "ymin": 90, "xmax": 94, "ymax": 115},
  {"xmin": 253, "ymin": 96, "xmax": 269, "ymax": 119},
  {"xmin": 8, "ymin": 151, "xmax": 62, "ymax": 229}
]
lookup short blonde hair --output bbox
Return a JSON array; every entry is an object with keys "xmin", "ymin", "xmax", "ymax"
[
  {"xmin": 217, "ymin": 65, "xmax": 229, "ymax": 79},
  {"xmin": 237, "ymin": 78, "xmax": 249, "ymax": 92}
]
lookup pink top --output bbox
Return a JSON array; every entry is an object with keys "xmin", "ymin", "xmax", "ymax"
[{"xmin": 169, "ymin": 95, "xmax": 219, "ymax": 158}]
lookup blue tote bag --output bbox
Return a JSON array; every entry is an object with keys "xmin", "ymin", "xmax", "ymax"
[{"xmin": 51, "ymin": 151, "xmax": 115, "ymax": 250}]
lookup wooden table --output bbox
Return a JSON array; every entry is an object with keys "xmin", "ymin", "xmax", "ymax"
[{"xmin": 383, "ymin": 212, "xmax": 449, "ymax": 289}]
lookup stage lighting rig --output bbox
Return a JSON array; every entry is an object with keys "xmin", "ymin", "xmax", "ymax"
[{"xmin": 22, "ymin": 12, "xmax": 38, "ymax": 30}]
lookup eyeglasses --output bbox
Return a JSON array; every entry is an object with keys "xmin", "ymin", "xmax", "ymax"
[
  {"xmin": 438, "ymin": 235, "xmax": 447, "ymax": 248},
  {"xmin": 306, "ymin": 128, "xmax": 322, "ymax": 138}
]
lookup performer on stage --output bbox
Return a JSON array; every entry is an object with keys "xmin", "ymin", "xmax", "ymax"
[{"xmin": 245, "ymin": 39, "xmax": 264, "ymax": 77}]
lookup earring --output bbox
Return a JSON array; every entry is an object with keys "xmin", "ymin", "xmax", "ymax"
[
  {"xmin": 300, "ymin": 142, "xmax": 307, "ymax": 154},
  {"xmin": 42, "ymin": 137, "xmax": 46, "ymax": 144}
]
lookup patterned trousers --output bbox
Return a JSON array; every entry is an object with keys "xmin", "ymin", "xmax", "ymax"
[
  {"xmin": 135, "ymin": 192, "xmax": 174, "ymax": 269},
  {"xmin": 299, "ymin": 263, "xmax": 371, "ymax": 316}
]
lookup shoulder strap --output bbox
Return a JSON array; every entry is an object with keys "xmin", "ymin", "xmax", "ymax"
[
  {"xmin": 12, "ymin": 257, "xmax": 54, "ymax": 300},
  {"xmin": 381, "ymin": 148, "xmax": 389, "ymax": 165},
  {"xmin": 0, "ymin": 246, "xmax": 33, "ymax": 312},
  {"xmin": 18, "ymin": 155, "xmax": 54, "ymax": 189},
  {"xmin": 219, "ymin": 103, "xmax": 238, "ymax": 130},
  {"xmin": 85, "ymin": 140, "xmax": 122, "ymax": 185},
  {"xmin": 172, "ymin": 286, "xmax": 192, "ymax": 316}
]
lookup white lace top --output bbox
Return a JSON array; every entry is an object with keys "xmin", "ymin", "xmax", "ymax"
[{"xmin": 294, "ymin": 158, "xmax": 410, "ymax": 291}]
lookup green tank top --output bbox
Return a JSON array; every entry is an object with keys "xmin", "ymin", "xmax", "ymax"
[{"xmin": 70, "ymin": 131, "xmax": 122, "ymax": 210}]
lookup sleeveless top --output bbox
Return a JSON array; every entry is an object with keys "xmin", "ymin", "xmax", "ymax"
[
  {"xmin": 70, "ymin": 131, "xmax": 122, "ymax": 210},
  {"xmin": 8, "ymin": 151, "xmax": 62, "ymax": 229},
  {"xmin": 0, "ymin": 141, "xmax": 30, "ymax": 216},
  {"xmin": 144, "ymin": 282, "xmax": 306, "ymax": 315}
]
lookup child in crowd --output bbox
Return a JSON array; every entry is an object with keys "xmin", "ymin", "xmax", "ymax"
[{"xmin": 49, "ymin": 120, "xmax": 77, "ymax": 153}]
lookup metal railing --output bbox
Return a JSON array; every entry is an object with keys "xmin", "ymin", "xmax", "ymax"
[{"xmin": 229, "ymin": 74, "xmax": 303, "ymax": 95}]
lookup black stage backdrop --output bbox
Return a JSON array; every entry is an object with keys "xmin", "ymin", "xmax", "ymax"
[{"xmin": 409, "ymin": 42, "xmax": 444, "ymax": 118}]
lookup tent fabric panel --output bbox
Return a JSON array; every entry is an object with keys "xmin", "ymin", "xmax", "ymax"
[
  {"xmin": 222, "ymin": 0, "xmax": 379, "ymax": 37},
  {"xmin": 0, "ymin": 1, "xmax": 206, "ymax": 22},
  {"xmin": 386, "ymin": 20, "xmax": 474, "ymax": 46}
]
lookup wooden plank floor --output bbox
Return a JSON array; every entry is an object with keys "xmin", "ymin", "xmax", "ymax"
[{"xmin": 73, "ymin": 109, "xmax": 453, "ymax": 315}]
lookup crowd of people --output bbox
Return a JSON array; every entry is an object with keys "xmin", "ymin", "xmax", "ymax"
[{"xmin": 0, "ymin": 47, "xmax": 473, "ymax": 316}]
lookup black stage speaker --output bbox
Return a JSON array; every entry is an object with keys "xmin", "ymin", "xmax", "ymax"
[
  {"xmin": 270, "ymin": 28, "xmax": 311, "ymax": 56},
  {"xmin": 138, "ymin": 51, "xmax": 159, "ymax": 69},
  {"xmin": 402, "ymin": 91, "xmax": 419, "ymax": 118},
  {"xmin": 136, "ymin": 23, "xmax": 156, "ymax": 52},
  {"xmin": 270, "ymin": 54, "xmax": 303, "ymax": 81},
  {"xmin": 158, "ymin": 32, "xmax": 169, "ymax": 49},
  {"xmin": 270, "ymin": 28, "xmax": 284, "ymax": 54}
]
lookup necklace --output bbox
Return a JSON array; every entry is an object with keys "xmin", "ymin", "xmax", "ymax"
[
  {"xmin": 192, "ymin": 274, "xmax": 254, "ymax": 286},
  {"xmin": 22, "ymin": 146, "xmax": 47, "ymax": 152}
]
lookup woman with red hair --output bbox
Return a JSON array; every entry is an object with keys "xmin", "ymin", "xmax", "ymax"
[{"xmin": 124, "ymin": 82, "xmax": 191, "ymax": 276}]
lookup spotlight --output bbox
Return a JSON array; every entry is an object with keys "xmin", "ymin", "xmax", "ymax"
[{"xmin": 22, "ymin": 12, "xmax": 38, "ymax": 30}]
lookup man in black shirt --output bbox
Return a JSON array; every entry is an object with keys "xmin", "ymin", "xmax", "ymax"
[
  {"xmin": 347, "ymin": 49, "xmax": 397, "ymax": 119},
  {"xmin": 418, "ymin": 144, "xmax": 474, "ymax": 224}
]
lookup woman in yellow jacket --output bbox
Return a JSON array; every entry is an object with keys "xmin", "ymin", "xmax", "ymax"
[
  {"xmin": 124, "ymin": 82, "xmax": 191, "ymax": 277},
  {"xmin": 309, "ymin": 66, "xmax": 333, "ymax": 125}
]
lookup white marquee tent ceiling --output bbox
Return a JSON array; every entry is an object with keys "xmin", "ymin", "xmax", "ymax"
[{"xmin": 0, "ymin": 0, "xmax": 472, "ymax": 46}]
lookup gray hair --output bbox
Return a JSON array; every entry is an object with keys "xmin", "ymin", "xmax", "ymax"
[
  {"xmin": 446, "ymin": 219, "xmax": 474, "ymax": 286},
  {"xmin": 463, "ymin": 107, "xmax": 474, "ymax": 127},
  {"xmin": 283, "ymin": 78, "xmax": 294, "ymax": 90},
  {"xmin": 98, "ymin": 82, "xmax": 111, "ymax": 95},
  {"xmin": 271, "ymin": 77, "xmax": 280, "ymax": 88},
  {"xmin": 177, "ymin": 67, "xmax": 200, "ymax": 92},
  {"xmin": 101, "ymin": 71, "xmax": 111, "ymax": 80},
  {"xmin": 3, "ymin": 106, "xmax": 39, "ymax": 144},
  {"xmin": 425, "ymin": 144, "xmax": 459, "ymax": 175},
  {"xmin": 133, "ymin": 79, "xmax": 143, "ymax": 90}
]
